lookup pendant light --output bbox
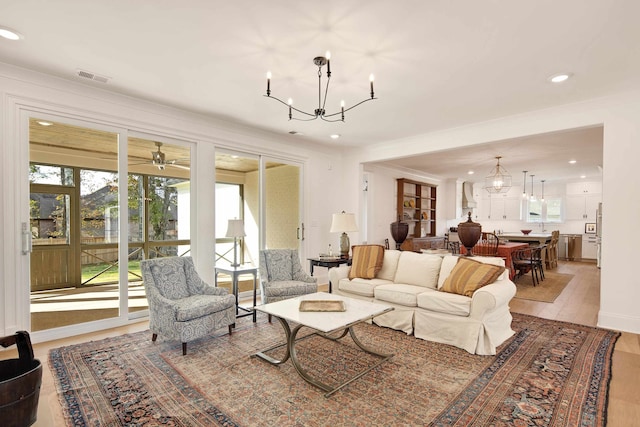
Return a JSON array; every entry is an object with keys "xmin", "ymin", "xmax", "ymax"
[
  {"xmin": 522, "ymin": 171, "xmax": 528, "ymax": 198},
  {"xmin": 529, "ymin": 174, "xmax": 536, "ymax": 201},
  {"xmin": 541, "ymin": 179, "xmax": 545, "ymax": 202},
  {"xmin": 484, "ymin": 156, "xmax": 512, "ymax": 193}
]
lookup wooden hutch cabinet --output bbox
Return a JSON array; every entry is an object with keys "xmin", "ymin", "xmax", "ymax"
[{"xmin": 396, "ymin": 178, "xmax": 445, "ymax": 251}]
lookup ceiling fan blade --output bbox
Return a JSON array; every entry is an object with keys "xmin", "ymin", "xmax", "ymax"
[{"xmin": 169, "ymin": 164, "xmax": 191, "ymax": 171}]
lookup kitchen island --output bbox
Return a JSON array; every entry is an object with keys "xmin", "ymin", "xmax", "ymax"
[{"xmin": 500, "ymin": 232, "xmax": 553, "ymax": 245}]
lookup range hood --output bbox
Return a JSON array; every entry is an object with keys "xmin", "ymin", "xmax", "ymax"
[{"xmin": 461, "ymin": 181, "xmax": 477, "ymax": 209}]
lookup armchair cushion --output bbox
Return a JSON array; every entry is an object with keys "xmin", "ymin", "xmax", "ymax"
[
  {"xmin": 348, "ymin": 244, "xmax": 385, "ymax": 280},
  {"xmin": 149, "ymin": 262, "xmax": 189, "ymax": 300},
  {"xmin": 262, "ymin": 280, "xmax": 318, "ymax": 298},
  {"xmin": 173, "ymin": 294, "xmax": 236, "ymax": 322},
  {"xmin": 264, "ymin": 249, "xmax": 294, "ymax": 281},
  {"xmin": 440, "ymin": 257, "xmax": 505, "ymax": 297}
]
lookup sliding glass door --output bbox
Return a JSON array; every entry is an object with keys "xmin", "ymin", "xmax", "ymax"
[
  {"xmin": 29, "ymin": 118, "xmax": 122, "ymax": 330},
  {"xmin": 28, "ymin": 116, "xmax": 192, "ymax": 332}
]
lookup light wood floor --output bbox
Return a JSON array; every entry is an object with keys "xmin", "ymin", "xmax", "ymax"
[{"xmin": 2, "ymin": 261, "xmax": 639, "ymax": 426}]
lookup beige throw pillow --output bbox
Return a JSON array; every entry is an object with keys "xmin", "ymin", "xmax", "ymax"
[
  {"xmin": 348, "ymin": 245, "xmax": 385, "ymax": 280},
  {"xmin": 440, "ymin": 257, "xmax": 505, "ymax": 297}
]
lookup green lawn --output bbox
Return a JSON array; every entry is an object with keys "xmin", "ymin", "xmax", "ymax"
[{"xmin": 82, "ymin": 260, "xmax": 142, "ymax": 284}]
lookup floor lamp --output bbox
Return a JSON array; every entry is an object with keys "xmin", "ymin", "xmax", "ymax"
[{"xmin": 225, "ymin": 219, "xmax": 246, "ymax": 267}]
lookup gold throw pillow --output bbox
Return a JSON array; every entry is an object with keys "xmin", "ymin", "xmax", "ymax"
[
  {"xmin": 348, "ymin": 244, "xmax": 385, "ymax": 280},
  {"xmin": 440, "ymin": 257, "xmax": 505, "ymax": 297}
]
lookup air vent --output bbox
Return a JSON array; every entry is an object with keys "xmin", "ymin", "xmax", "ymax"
[{"xmin": 76, "ymin": 69, "xmax": 110, "ymax": 84}]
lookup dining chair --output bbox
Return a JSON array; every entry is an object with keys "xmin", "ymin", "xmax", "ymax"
[
  {"xmin": 512, "ymin": 245, "xmax": 545, "ymax": 286},
  {"xmin": 472, "ymin": 232, "xmax": 500, "ymax": 256},
  {"xmin": 545, "ymin": 230, "xmax": 560, "ymax": 269}
]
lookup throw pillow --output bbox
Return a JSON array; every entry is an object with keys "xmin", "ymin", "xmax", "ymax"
[
  {"xmin": 348, "ymin": 244, "xmax": 385, "ymax": 280},
  {"xmin": 440, "ymin": 257, "xmax": 505, "ymax": 297}
]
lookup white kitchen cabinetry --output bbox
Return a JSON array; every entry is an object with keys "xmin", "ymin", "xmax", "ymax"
[
  {"xmin": 582, "ymin": 234, "xmax": 598, "ymax": 260},
  {"xmin": 565, "ymin": 194, "xmax": 600, "ymax": 220},
  {"xmin": 488, "ymin": 194, "xmax": 521, "ymax": 220},
  {"xmin": 565, "ymin": 181, "xmax": 601, "ymax": 220}
]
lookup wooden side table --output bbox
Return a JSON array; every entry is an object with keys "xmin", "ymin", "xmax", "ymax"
[
  {"xmin": 307, "ymin": 257, "xmax": 352, "ymax": 293},
  {"xmin": 214, "ymin": 265, "xmax": 258, "ymax": 322}
]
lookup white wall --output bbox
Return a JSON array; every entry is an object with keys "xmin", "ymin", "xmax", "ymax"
[
  {"xmin": 0, "ymin": 62, "xmax": 347, "ymax": 340},
  {"xmin": 349, "ymin": 91, "xmax": 640, "ymax": 335}
]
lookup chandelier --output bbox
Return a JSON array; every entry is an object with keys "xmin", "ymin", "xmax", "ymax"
[
  {"xmin": 484, "ymin": 156, "xmax": 512, "ymax": 193},
  {"xmin": 265, "ymin": 52, "xmax": 376, "ymax": 122}
]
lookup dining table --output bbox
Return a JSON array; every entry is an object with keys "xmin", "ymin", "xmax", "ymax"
[{"xmin": 459, "ymin": 242, "xmax": 530, "ymax": 281}]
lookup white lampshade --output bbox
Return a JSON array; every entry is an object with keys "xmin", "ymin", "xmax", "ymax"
[
  {"xmin": 225, "ymin": 219, "xmax": 246, "ymax": 238},
  {"xmin": 330, "ymin": 212, "xmax": 358, "ymax": 233}
]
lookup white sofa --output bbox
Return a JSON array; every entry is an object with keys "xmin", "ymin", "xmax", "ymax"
[{"xmin": 328, "ymin": 250, "xmax": 516, "ymax": 355}]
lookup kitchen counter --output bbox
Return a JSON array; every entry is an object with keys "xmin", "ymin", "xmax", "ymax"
[{"xmin": 500, "ymin": 232, "xmax": 553, "ymax": 245}]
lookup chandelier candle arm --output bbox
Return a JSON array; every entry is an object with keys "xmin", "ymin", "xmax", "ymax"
[
  {"xmin": 265, "ymin": 53, "xmax": 377, "ymax": 122},
  {"xmin": 266, "ymin": 71, "xmax": 271, "ymax": 96}
]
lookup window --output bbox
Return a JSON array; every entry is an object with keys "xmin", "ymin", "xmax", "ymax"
[{"xmin": 526, "ymin": 196, "xmax": 562, "ymax": 223}]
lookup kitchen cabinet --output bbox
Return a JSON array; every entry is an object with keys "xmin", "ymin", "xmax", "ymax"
[
  {"xmin": 488, "ymin": 194, "xmax": 521, "ymax": 220},
  {"xmin": 566, "ymin": 181, "xmax": 602, "ymax": 195},
  {"xmin": 397, "ymin": 178, "xmax": 437, "ymax": 237},
  {"xmin": 565, "ymin": 193, "xmax": 600, "ymax": 220},
  {"xmin": 565, "ymin": 181, "xmax": 601, "ymax": 220},
  {"xmin": 582, "ymin": 234, "xmax": 598, "ymax": 260}
]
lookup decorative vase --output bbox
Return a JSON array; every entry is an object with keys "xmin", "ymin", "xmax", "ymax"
[
  {"xmin": 390, "ymin": 217, "xmax": 409, "ymax": 250},
  {"xmin": 457, "ymin": 212, "xmax": 482, "ymax": 256}
]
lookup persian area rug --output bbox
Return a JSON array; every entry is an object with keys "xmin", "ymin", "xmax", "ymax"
[
  {"xmin": 50, "ymin": 313, "xmax": 619, "ymax": 426},
  {"xmin": 514, "ymin": 272, "xmax": 574, "ymax": 303}
]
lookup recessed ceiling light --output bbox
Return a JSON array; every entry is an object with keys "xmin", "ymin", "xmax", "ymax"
[
  {"xmin": 580, "ymin": 175, "xmax": 586, "ymax": 179},
  {"xmin": 467, "ymin": 170, "xmax": 474, "ymax": 175},
  {"xmin": 568, "ymin": 160, "xmax": 577, "ymax": 164},
  {"xmin": 330, "ymin": 134, "xmax": 340, "ymax": 139},
  {"xmin": 36, "ymin": 121, "xmax": 53, "ymax": 126},
  {"xmin": 549, "ymin": 73, "xmax": 571, "ymax": 83},
  {"xmin": 0, "ymin": 26, "xmax": 23, "ymax": 41}
]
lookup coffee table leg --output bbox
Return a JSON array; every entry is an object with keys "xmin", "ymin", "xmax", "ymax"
[
  {"xmin": 254, "ymin": 318, "xmax": 393, "ymax": 398},
  {"xmin": 348, "ymin": 327, "xmax": 393, "ymax": 358},
  {"xmin": 253, "ymin": 316, "xmax": 291, "ymax": 365},
  {"xmin": 290, "ymin": 325, "xmax": 393, "ymax": 398}
]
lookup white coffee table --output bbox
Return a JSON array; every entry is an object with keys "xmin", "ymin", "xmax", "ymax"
[{"xmin": 253, "ymin": 292, "xmax": 394, "ymax": 397}]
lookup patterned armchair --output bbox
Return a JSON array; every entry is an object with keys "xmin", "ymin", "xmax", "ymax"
[
  {"xmin": 259, "ymin": 249, "xmax": 318, "ymax": 307},
  {"xmin": 141, "ymin": 256, "xmax": 236, "ymax": 355}
]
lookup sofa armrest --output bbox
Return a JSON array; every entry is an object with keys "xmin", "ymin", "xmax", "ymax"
[
  {"xmin": 328, "ymin": 265, "xmax": 351, "ymax": 289},
  {"xmin": 469, "ymin": 278, "xmax": 516, "ymax": 320}
]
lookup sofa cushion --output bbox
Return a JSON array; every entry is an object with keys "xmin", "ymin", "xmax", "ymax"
[
  {"xmin": 348, "ymin": 245, "xmax": 385, "ymax": 279},
  {"xmin": 393, "ymin": 252, "xmax": 442, "ymax": 289},
  {"xmin": 374, "ymin": 283, "xmax": 426, "ymax": 307},
  {"xmin": 437, "ymin": 255, "xmax": 507, "ymax": 289},
  {"xmin": 377, "ymin": 250, "xmax": 401, "ymax": 281},
  {"xmin": 339, "ymin": 277, "xmax": 393, "ymax": 297},
  {"xmin": 416, "ymin": 289, "xmax": 471, "ymax": 317},
  {"xmin": 440, "ymin": 257, "xmax": 505, "ymax": 297}
]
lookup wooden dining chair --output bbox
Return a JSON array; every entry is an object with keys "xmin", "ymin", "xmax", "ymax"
[
  {"xmin": 512, "ymin": 245, "xmax": 545, "ymax": 286},
  {"xmin": 472, "ymin": 232, "xmax": 500, "ymax": 256}
]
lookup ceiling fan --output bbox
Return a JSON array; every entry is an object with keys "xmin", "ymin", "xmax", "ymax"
[{"xmin": 145, "ymin": 141, "xmax": 190, "ymax": 171}]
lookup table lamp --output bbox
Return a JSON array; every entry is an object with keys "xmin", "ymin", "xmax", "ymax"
[
  {"xmin": 330, "ymin": 211, "xmax": 358, "ymax": 258},
  {"xmin": 225, "ymin": 219, "xmax": 246, "ymax": 267}
]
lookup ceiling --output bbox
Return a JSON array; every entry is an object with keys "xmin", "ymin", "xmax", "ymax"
[{"xmin": 3, "ymin": 1, "xmax": 637, "ymax": 181}]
